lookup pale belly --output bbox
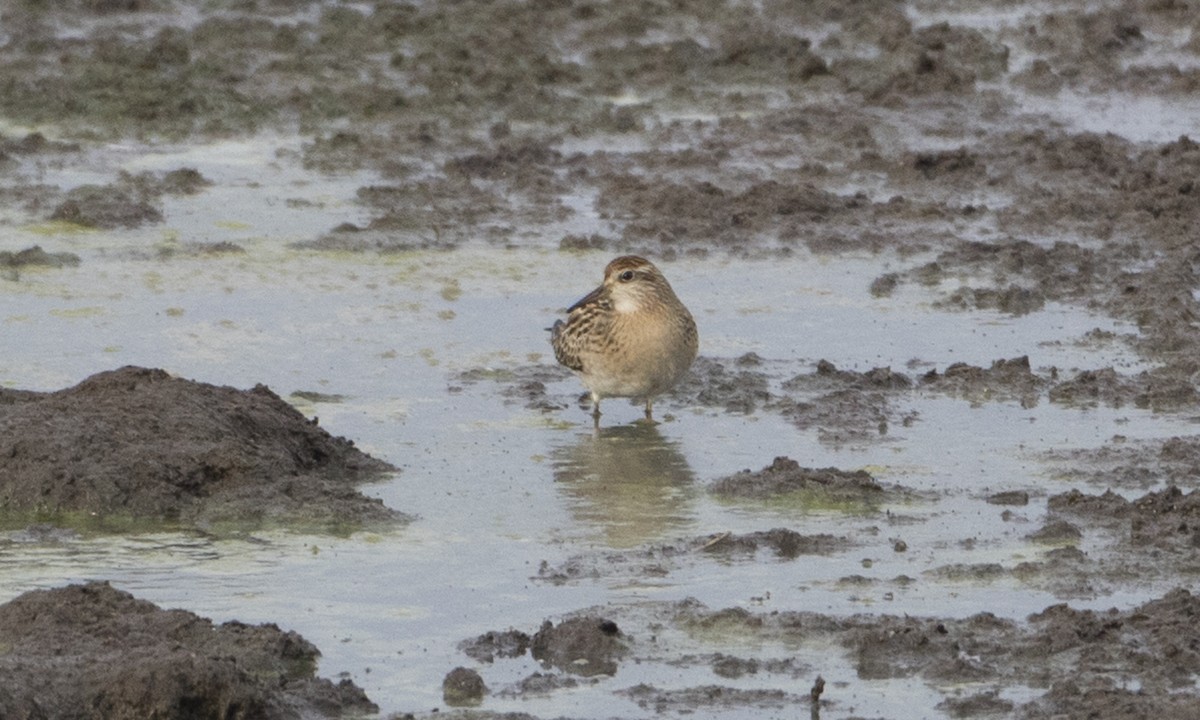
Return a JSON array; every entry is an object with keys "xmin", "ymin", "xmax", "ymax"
[{"xmin": 575, "ymin": 325, "xmax": 695, "ymax": 400}]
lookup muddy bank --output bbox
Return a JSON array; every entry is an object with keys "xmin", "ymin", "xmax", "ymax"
[
  {"xmin": 0, "ymin": 366, "xmax": 402, "ymax": 531},
  {"xmin": 0, "ymin": 581, "xmax": 375, "ymax": 719}
]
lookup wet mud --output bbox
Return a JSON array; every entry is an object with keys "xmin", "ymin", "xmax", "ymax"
[
  {"xmin": 0, "ymin": 366, "xmax": 402, "ymax": 531},
  {"xmin": 3, "ymin": 0, "xmax": 1200, "ymax": 717},
  {"xmin": 709, "ymin": 456, "xmax": 885, "ymax": 502},
  {"xmin": 0, "ymin": 581, "xmax": 376, "ymax": 720},
  {"xmin": 442, "ymin": 587, "xmax": 1200, "ymax": 719},
  {"xmin": 0, "ymin": 244, "xmax": 80, "ymax": 281},
  {"xmin": 535, "ymin": 527, "xmax": 851, "ymax": 586}
]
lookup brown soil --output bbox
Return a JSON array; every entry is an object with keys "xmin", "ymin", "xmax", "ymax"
[
  {"xmin": 0, "ymin": 366, "xmax": 402, "ymax": 531},
  {"xmin": 0, "ymin": 581, "xmax": 376, "ymax": 720}
]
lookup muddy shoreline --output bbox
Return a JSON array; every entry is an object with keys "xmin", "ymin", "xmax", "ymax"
[{"xmin": 3, "ymin": 0, "xmax": 1200, "ymax": 717}]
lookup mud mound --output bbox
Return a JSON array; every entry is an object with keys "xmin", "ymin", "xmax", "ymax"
[
  {"xmin": 531, "ymin": 615, "xmax": 627, "ymax": 677},
  {"xmin": 49, "ymin": 183, "xmax": 163, "ymax": 229},
  {"xmin": 699, "ymin": 528, "xmax": 849, "ymax": 559},
  {"xmin": 0, "ymin": 244, "xmax": 81, "ymax": 281},
  {"xmin": 442, "ymin": 667, "xmax": 487, "ymax": 707},
  {"xmin": 0, "ymin": 581, "xmax": 376, "ymax": 720},
  {"xmin": 672, "ymin": 355, "xmax": 772, "ymax": 414},
  {"xmin": 455, "ymin": 613, "xmax": 626, "ymax": 692},
  {"xmin": 773, "ymin": 360, "xmax": 912, "ymax": 444},
  {"xmin": 0, "ymin": 244, "xmax": 80, "ymax": 269},
  {"xmin": 459, "ymin": 629, "xmax": 531, "ymax": 664},
  {"xmin": 920, "ymin": 355, "xmax": 1046, "ymax": 406},
  {"xmin": 710, "ymin": 456, "xmax": 884, "ymax": 501},
  {"xmin": 1051, "ymin": 485, "xmax": 1200, "ymax": 551},
  {"xmin": 0, "ymin": 366, "xmax": 402, "ymax": 529}
]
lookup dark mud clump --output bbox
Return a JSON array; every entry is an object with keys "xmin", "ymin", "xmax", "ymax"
[
  {"xmin": 448, "ymin": 614, "xmax": 626, "ymax": 708},
  {"xmin": 46, "ymin": 169, "xmax": 211, "ymax": 230},
  {"xmin": 1049, "ymin": 366, "xmax": 1200, "ymax": 411},
  {"xmin": 1, "ymin": 245, "xmax": 81, "ymax": 280},
  {"xmin": 458, "ymin": 629, "xmax": 531, "ymax": 664},
  {"xmin": 710, "ymin": 456, "xmax": 884, "ymax": 502},
  {"xmin": 49, "ymin": 183, "xmax": 164, "ymax": 229},
  {"xmin": 296, "ymin": 176, "xmax": 521, "ymax": 252},
  {"xmin": 1026, "ymin": 518, "xmax": 1083, "ymax": 544},
  {"xmin": 773, "ymin": 359, "xmax": 913, "ymax": 443},
  {"xmin": 987, "ymin": 490, "xmax": 1030, "ymax": 506},
  {"xmin": 698, "ymin": 528, "xmax": 849, "ymax": 560},
  {"xmin": 920, "ymin": 355, "xmax": 1045, "ymax": 407},
  {"xmin": 0, "ymin": 366, "xmax": 402, "ymax": 530},
  {"xmin": 0, "ymin": 581, "xmax": 376, "ymax": 720},
  {"xmin": 1047, "ymin": 489, "xmax": 1133, "ymax": 520},
  {"xmin": 0, "ymin": 245, "xmax": 81, "ymax": 269},
  {"xmin": 0, "ymin": 130, "xmax": 80, "ymax": 158},
  {"xmin": 530, "ymin": 615, "xmax": 626, "ymax": 677},
  {"xmin": 672, "ymin": 354, "xmax": 772, "ymax": 414},
  {"xmin": 1017, "ymin": 589, "xmax": 1200, "ymax": 718},
  {"xmin": 1052, "ymin": 485, "xmax": 1200, "ymax": 550},
  {"xmin": 442, "ymin": 667, "xmax": 487, "ymax": 707}
]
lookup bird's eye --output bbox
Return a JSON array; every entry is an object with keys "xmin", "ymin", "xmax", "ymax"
[{"xmin": 619, "ymin": 270, "xmax": 635, "ymax": 282}]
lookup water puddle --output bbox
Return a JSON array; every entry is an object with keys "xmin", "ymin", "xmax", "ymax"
[{"xmin": 0, "ymin": 235, "xmax": 1183, "ymax": 716}]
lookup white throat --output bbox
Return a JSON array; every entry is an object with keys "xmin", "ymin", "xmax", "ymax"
[{"xmin": 613, "ymin": 294, "xmax": 640, "ymax": 314}]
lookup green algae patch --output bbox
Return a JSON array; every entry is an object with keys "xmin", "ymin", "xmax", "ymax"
[{"xmin": 0, "ymin": 509, "xmax": 188, "ymax": 538}]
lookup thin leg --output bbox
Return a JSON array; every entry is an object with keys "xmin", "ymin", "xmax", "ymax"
[{"xmin": 644, "ymin": 399, "xmax": 655, "ymax": 422}]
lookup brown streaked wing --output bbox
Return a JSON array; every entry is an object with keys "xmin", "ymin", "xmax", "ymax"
[
  {"xmin": 551, "ymin": 319, "xmax": 584, "ymax": 371},
  {"xmin": 553, "ymin": 285, "xmax": 615, "ymax": 373},
  {"xmin": 566, "ymin": 284, "xmax": 607, "ymax": 314}
]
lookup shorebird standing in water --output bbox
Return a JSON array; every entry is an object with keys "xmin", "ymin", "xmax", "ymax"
[{"xmin": 551, "ymin": 255, "xmax": 698, "ymax": 424}]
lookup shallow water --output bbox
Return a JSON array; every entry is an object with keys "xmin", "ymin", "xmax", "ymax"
[
  {"xmin": 2, "ymin": 0, "xmax": 1199, "ymax": 713},
  {"xmin": 2, "ymin": 41, "xmax": 1197, "ymax": 709},
  {"xmin": 0, "ymin": 202, "xmax": 1185, "ymax": 717}
]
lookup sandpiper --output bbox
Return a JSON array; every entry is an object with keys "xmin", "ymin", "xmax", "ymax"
[{"xmin": 551, "ymin": 255, "xmax": 698, "ymax": 423}]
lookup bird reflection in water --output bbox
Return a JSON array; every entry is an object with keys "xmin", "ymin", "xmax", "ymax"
[{"xmin": 550, "ymin": 422, "xmax": 696, "ymax": 548}]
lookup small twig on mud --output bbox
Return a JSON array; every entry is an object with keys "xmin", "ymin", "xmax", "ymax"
[{"xmin": 698, "ymin": 531, "xmax": 732, "ymax": 551}]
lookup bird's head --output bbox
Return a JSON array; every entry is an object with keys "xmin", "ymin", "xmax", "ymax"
[{"xmin": 602, "ymin": 255, "xmax": 675, "ymax": 314}]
